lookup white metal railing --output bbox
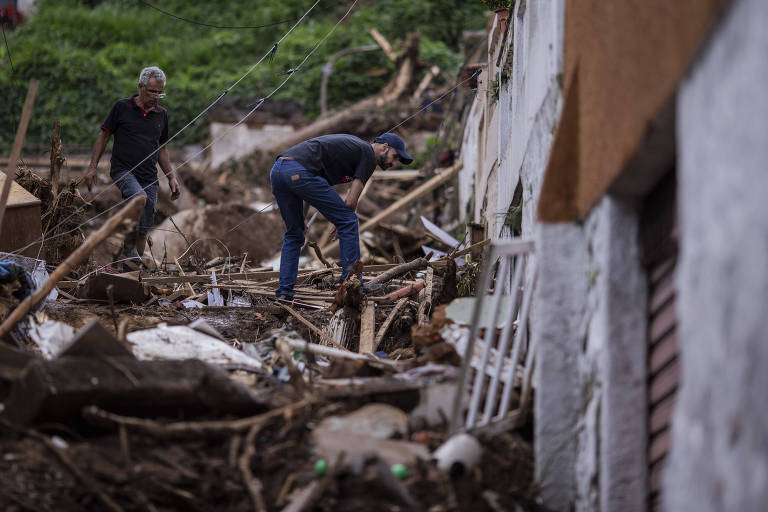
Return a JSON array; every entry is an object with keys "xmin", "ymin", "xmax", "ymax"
[{"xmin": 449, "ymin": 239, "xmax": 537, "ymax": 435}]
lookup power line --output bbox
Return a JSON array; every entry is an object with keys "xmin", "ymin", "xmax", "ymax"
[
  {"xmin": 9, "ymin": 0, "xmax": 324, "ymax": 255},
  {"xmin": 1, "ymin": 23, "xmax": 15, "ymax": 71},
  {"xmin": 11, "ymin": 0, "xmax": 359, "ymax": 255},
  {"xmin": 138, "ymin": 0, "xmax": 295, "ymax": 29},
  {"xmin": 2, "ymin": 22, "xmax": 27, "ymax": 168}
]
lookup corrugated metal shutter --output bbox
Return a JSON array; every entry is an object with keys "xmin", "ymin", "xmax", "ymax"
[{"xmin": 641, "ymin": 172, "xmax": 678, "ymax": 511}]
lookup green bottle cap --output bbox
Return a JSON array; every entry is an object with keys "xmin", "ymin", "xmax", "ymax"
[
  {"xmin": 314, "ymin": 459, "xmax": 328, "ymax": 476},
  {"xmin": 391, "ymin": 463, "xmax": 409, "ymax": 480}
]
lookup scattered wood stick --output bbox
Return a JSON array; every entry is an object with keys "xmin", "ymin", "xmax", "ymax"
[
  {"xmin": 307, "ymin": 241, "xmax": 331, "ymax": 268},
  {"xmin": 449, "ymin": 238, "xmax": 490, "ymax": 259},
  {"xmin": 372, "ymin": 281, "xmax": 425, "ymax": 303},
  {"xmin": 417, "ymin": 267, "xmax": 434, "ymax": 325},
  {"xmin": 173, "ymin": 256, "xmax": 196, "ymax": 297},
  {"xmin": 278, "ymin": 303, "xmax": 352, "ymax": 352},
  {"xmin": 367, "ymin": 257, "xmax": 427, "ymax": 285},
  {"xmin": 374, "ymin": 297, "xmax": 409, "ymax": 350},
  {"xmin": 0, "ymin": 419, "xmax": 124, "ymax": 512},
  {"xmin": 168, "ymin": 215, "xmax": 191, "ymax": 248},
  {"xmin": 369, "ymin": 28, "xmax": 397, "ymax": 62},
  {"xmin": 239, "ymin": 424, "xmax": 267, "ymax": 512},
  {"xmin": 82, "ymin": 398, "xmax": 312, "ymax": 439},
  {"xmin": 0, "ymin": 195, "xmax": 143, "ymax": 339},
  {"xmin": 319, "ymin": 163, "xmax": 462, "ymax": 257}
]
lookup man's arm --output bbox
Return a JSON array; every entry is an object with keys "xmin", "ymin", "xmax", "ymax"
[
  {"xmin": 344, "ymin": 178, "xmax": 365, "ymax": 211},
  {"xmin": 84, "ymin": 130, "xmax": 111, "ymax": 191},
  {"xmin": 158, "ymin": 146, "xmax": 180, "ymax": 200}
]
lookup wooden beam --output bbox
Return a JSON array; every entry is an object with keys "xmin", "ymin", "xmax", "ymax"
[
  {"xmin": 369, "ymin": 28, "xmax": 397, "ymax": 62},
  {"xmin": 0, "ymin": 79, "xmax": 39, "ymax": 240},
  {"xmin": 359, "ymin": 301, "xmax": 376, "ymax": 353},
  {"xmin": 321, "ymin": 163, "xmax": 462, "ymax": 257},
  {"xmin": 0, "ymin": 196, "xmax": 143, "ymax": 339}
]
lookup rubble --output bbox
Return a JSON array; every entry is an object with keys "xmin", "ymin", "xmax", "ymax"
[{"xmin": 0, "ymin": 104, "xmax": 539, "ymax": 512}]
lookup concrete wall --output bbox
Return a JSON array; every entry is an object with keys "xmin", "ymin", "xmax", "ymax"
[
  {"xmin": 460, "ymin": 0, "xmax": 563, "ymax": 240},
  {"xmin": 534, "ymin": 196, "xmax": 648, "ymax": 511},
  {"xmin": 666, "ymin": 0, "xmax": 768, "ymax": 510},
  {"xmin": 209, "ymin": 122, "xmax": 295, "ymax": 169}
]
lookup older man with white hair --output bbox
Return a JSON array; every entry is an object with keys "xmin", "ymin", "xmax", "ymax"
[{"xmin": 85, "ymin": 66, "xmax": 181, "ymax": 268}]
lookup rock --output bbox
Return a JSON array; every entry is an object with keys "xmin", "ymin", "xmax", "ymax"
[{"xmin": 150, "ymin": 203, "xmax": 284, "ymax": 263}]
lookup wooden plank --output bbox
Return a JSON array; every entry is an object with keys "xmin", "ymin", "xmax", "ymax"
[
  {"xmin": 0, "ymin": 79, "xmax": 39, "ymax": 240},
  {"xmin": 359, "ymin": 302, "xmax": 376, "ymax": 353},
  {"xmin": 320, "ymin": 163, "xmax": 462, "ymax": 255},
  {"xmin": 372, "ymin": 170, "xmax": 422, "ymax": 180}
]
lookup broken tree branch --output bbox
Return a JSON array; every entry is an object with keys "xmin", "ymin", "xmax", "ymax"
[
  {"xmin": 307, "ymin": 241, "xmax": 331, "ymax": 268},
  {"xmin": 0, "ymin": 419, "xmax": 124, "ymax": 512},
  {"xmin": 368, "ymin": 257, "xmax": 428, "ymax": 285},
  {"xmin": 239, "ymin": 424, "xmax": 268, "ymax": 512},
  {"xmin": 374, "ymin": 297, "xmax": 409, "ymax": 350},
  {"xmin": 0, "ymin": 195, "xmax": 143, "ymax": 339},
  {"xmin": 82, "ymin": 399, "xmax": 312, "ymax": 439},
  {"xmin": 369, "ymin": 28, "xmax": 397, "ymax": 62}
]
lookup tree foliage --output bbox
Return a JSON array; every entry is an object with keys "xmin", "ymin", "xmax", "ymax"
[{"xmin": 0, "ymin": 0, "xmax": 487, "ymax": 152}]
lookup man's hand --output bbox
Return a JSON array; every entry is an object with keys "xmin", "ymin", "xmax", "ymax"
[
  {"xmin": 168, "ymin": 175, "xmax": 181, "ymax": 200},
  {"xmin": 84, "ymin": 164, "xmax": 98, "ymax": 192}
]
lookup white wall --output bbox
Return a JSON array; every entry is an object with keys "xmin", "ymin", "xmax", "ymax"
[
  {"xmin": 667, "ymin": 0, "xmax": 768, "ymax": 509},
  {"xmin": 209, "ymin": 122, "xmax": 295, "ymax": 169}
]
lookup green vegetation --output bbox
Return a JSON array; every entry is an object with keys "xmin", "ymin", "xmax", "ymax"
[{"xmin": 0, "ymin": 0, "xmax": 487, "ymax": 152}]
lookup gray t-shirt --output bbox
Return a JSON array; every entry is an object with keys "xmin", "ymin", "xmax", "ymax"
[{"xmin": 279, "ymin": 134, "xmax": 377, "ymax": 185}]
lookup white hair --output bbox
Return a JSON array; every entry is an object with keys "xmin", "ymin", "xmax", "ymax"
[{"xmin": 138, "ymin": 66, "xmax": 166, "ymax": 86}]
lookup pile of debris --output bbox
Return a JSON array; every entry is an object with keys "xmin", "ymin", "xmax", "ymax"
[
  {"xmin": 0, "ymin": 182, "xmax": 539, "ymax": 509},
  {"xmin": 0, "ymin": 54, "xmax": 536, "ymax": 507}
]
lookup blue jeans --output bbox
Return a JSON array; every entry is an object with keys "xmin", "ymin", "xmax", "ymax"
[
  {"xmin": 110, "ymin": 169, "xmax": 157, "ymax": 236},
  {"xmin": 270, "ymin": 158, "xmax": 360, "ymax": 298}
]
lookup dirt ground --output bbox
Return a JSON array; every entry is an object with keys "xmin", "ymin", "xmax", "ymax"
[{"xmin": 0, "ymin": 401, "xmax": 539, "ymax": 512}]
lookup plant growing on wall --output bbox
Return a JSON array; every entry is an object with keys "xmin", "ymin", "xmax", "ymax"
[{"xmin": 480, "ymin": 0, "xmax": 510, "ymax": 11}]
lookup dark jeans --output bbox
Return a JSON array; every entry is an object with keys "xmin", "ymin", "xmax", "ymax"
[
  {"xmin": 110, "ymin": 169, "xmax": 157, "ymax": 236},
  {"xmin": 270, "ymin": 158, "xmax": 360, "ymax": 298}
]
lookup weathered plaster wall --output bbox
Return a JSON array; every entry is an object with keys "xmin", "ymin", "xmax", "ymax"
[
  {"xmin": 497, "ymin": 0, "xmax": 564, "ymax": 239},
  {"xmin": 209, "ymin": 122, "xmax": 295, "ymax": 169},
  {"xmin": 461, "ymin": 0, "xmax": 563, "ymax": 239},
  {"xmin": 458, "ymin": 97, "xmax": 480, "ymax": 222},
  {"xmin": 535, "ymin": 196, "xmax": 648, "ymax": 512},
  {"xmin": 578, "ymin": 197, "xmax": 647, "ymax": 512},
  {"xmin": 666, "ymin": 0, "xmax": 768, "ymax": 509},
  {"xmin": 533, "ymin": 223, "xmax": 585, "ymax": 510}
]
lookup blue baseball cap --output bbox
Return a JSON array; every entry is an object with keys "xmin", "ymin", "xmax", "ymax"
[{"xmin": 375, "ymin": 132, "xmax": 413, "ymax": 164}]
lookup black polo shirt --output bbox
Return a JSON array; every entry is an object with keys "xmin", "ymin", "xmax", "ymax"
[
  {"xmin": 101, "ymin": 95, "xmax": 169, "ymax": 182},
  {"xmin": 279, "ymin": 134, "xmax": 377, "ymax": 186}
]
